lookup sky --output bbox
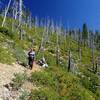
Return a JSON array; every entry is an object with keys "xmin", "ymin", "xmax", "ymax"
[
  {"xmin": 2, "ymin": 0, "xmax": 100, "ymax": 30},
  {"xmin": 24, "ymin": 0, "xmax": 100, "ymax": 30}
]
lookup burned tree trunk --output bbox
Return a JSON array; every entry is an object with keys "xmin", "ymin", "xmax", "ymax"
[
  {"xmin": 56, "ymin": 45, "xmax": 59, "ymax": 66},
  {"xmin": 2, "ymin": 0, "xmax": 12, "ymax": 27},
  {"xmin": 37, "ymin": 19, "xmax": 50, "ymax": 58},
  {"xmin": 56, "ymin": 27, "xmax": 59, "ymax": 66},
  {"xmin": 34, "ymin": 16, "xmax": 39, "ymax": 34},
  {"xmin": 95, "ymin": 57, "xmax": 99, "ymax": 73},
  {"xmin": 91, "ymin": 34, "xmax": 95, "ymax": 71},
  {"xmin": 18, "ymin": 0, "xmax": 23, "ymax": 40},
  {"xmin": 68, "ymin": 50, "xmax": 71, "ymax": 71},
  {"xmin": 77, "ymin": 29, "xmax": 82, "ymax": 60},
  {"xmin": 55, "ymin": 25, "xmax": 61, "ymax": 66}
]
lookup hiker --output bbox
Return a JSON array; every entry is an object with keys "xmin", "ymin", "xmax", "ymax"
[
  {"xmin": 38, "ymin": 57, "xmax": 48, "ymax": 68},
  {"xmin": 28, "ymin": 48, "xmax": 35, "ymax": 69}
]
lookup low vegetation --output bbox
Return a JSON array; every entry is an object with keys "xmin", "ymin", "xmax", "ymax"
[{"xmin": 0, "ymin": 16, "xmax": 100, "ymax": 100}]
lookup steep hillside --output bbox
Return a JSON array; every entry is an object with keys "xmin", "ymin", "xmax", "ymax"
[{"xmin": 0, "ymin": 16, "xmax": 100, "ymax": 100}]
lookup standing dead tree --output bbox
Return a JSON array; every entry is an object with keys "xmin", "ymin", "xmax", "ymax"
[
  {"xmin": 18, "ymin": 0, "xmax": 23, "ymax": 40},
  {"xmin": 56, "ymin": 25, "xmax": 60, "ymax": 66},
  {"xmin": 63, "ymin": 29, "xmax": 67, "ymax": 51},
  {"xmin": 67, "ymin": 30, "xmax": 77, "ymax": 73},
  {"xmin": 12, "ymin": 0, "xmax": 18, "ymax": 32},
  {"xmin": 50, "ymin": 20, "xmax": 55, "ymax": 34},
  {"xmin": 95, "ymin": 57, "xmax": 99, "ymax": 73},
  {"xmin": 88, "ymin": 32, "xmax": 98, "ymax": 73},
  {"xmin": 91, "ymin": 32, "xmax": 95, "ymax": 71},
  {"xmin": 29, "ymin": 13, "xmax": 32, "ymax": 28},
  {"xmin": 68, "ymin": 50, "xmax": 71, "ymax": 71},
  {"xmin": 2, "ymin": 0, "xmax": 12, "ymax": 27},
  {"xmin": 77, "ymin": 29, "xmax": 82, "ymax": 60},
  {"xmin": 37, "ymin": 19, "xmax": 50, "ymax": 58},
  {"xmin": 1, "ymin": 0, "xmax": 29, "ymax": 40},
  {"xmin": 34, "ymin": 16, "xmax": 39, "ymax": 34},
  {"xmin": 66, "ymin": 24, "xmax": 71, "ymax": 71}
]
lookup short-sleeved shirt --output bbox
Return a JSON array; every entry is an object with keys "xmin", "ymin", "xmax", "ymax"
[{"xmin": 28, "ymin": 51, "xmax": 35, "ymax": 59}]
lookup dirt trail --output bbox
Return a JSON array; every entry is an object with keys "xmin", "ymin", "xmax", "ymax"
[{"xmin": 0, "ymin": 62, "xmax": 41, "ymax": 99}]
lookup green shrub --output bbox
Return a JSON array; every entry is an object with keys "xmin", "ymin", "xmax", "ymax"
[
  {"xmin": 80, "ymin": 76, "xmax": 97, "ymax": 93},
  {"xmin": 18, "ymin": 90, "xmax": 29, "ymax": 100},
  {"xmin": 0, "ymin": 47, "xmax": 15, "ymax": 64},
  {"xmin": 65, "ymin": 85, "xmax": 95, "ymax": 100},
  {"xmin": 31, "ymin": 71, "xmax": 57, "ymax": 89},
  {"xmin": 95, "ymin": 89, "xmax": 100, "ymax": 100},
  {"xmin": 29, "ymin": 88, "xmax": 59, "ymax": 100},
  {"xmin": 0, "ymin": 27, "xmax": 14, "ymax": 38},
  {"xmin": 12, "ymin": 72, "xmax": 27, "ymax": 90},
  {"xmin": 13, "ymin": 45, "xmax": 27, "ymax": 64},
  {"xmin": 80, "ymin": 71, "xmax": 98, "ymax": 93},
  {"xmin": 44, "ymin": 52, "xmax": 56, "ymax": 66},
  {"xmin": 48, "ymin": 48, "xmax": 55, "ymax": 54}
]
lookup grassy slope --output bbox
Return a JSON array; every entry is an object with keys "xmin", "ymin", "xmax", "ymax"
[{"xmin": 0, "ymin": 16, "xmax": 100, "ymax": 99}]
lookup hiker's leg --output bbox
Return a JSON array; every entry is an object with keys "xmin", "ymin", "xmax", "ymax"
[
  {"xmin": 30, "ymin": 60, "xmax": 33, "ymax": 69},
  {"xmin": 31, "ymin": 58, "xmax": 34, "ymax": 69},
  {"xmin": 28, "ymin": 62, "xmax": 30, "ymax": 68},
  {"xmin": 30, "ymin": 64, "xmax": 33, "ymax": 69},
  {"xmin": 28, "ymin": 57, "xmax": 32, "ymax": 69},
  {"xmin": 29, "ymin": 59, "xmax": 31, "ymax": 69}
]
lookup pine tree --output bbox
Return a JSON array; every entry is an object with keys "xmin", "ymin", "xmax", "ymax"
[{"xmin": 82, "ymin": 23, "xmax": 88, "ymax": 47}]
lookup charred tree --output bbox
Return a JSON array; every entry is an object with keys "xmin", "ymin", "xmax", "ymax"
[
  {"xmin": 2, "ymin": 0, "xmax": 12, "ymax": 27},
  {"xmin": 56, "ymin": 25, "xmax": 60, "ymax": 66},
  {"xmin": 77, "ymin": 29, "xmax": 82, "ymax": 60},
  {"xmin": 68, "ymin": 50, "xmax": 71, "ymax": 72},
  {"xmin": 91, "ymin": 32, "xmax": 95, "ymax": 71}
]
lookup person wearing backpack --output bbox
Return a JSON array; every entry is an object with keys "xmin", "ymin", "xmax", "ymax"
[{"xmin": 28, "ymin": 48, "xmax": 35, "ymax": 69}]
